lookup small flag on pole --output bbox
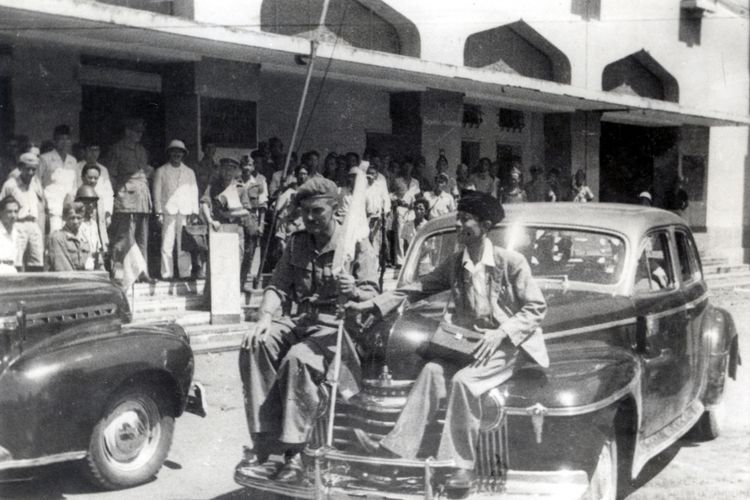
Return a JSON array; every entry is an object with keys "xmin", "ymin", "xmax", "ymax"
[
  {"xmin": 332, "ymin": 169, "xmax": 369, "ymax": 275},
  {"xmin": 111, "ymin": 228, "xmax": 147, "ymax": 290}
]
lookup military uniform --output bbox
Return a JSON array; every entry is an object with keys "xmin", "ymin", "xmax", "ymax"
[{"xmin": 240, "ymin": 205, "xmax": 379, "ymax": 454}]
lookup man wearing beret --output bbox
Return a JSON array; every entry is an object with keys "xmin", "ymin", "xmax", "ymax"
[
  {"xmin": 349, "ymin": 190, "xmax": 548, "ymax": 497},
  {"xmin": 237, "ymin": 176, "xmax": 379, "ymax": 482}
]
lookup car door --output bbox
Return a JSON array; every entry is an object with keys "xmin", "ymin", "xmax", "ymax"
[
  {"xmin": 674, "ymin": 227, "xmax": 708, "ymax": 404},
  {"xmin": 632, "ymin": 229, "xmax": 692, "ymax": 436}
]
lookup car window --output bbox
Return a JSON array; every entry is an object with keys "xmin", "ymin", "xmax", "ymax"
[
  {"xmin": 675, "ymin": 230, "xmax": 703, "ymax": 283},
  {"xmin": 634, "ymin": 232, "xmax": 676, "ymax": 293},
  {"xmin": 406, "ymin": 225, "xmax": 626, "ymax": 287}
]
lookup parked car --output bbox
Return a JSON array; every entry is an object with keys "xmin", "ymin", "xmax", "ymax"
[
  {"xmin": 236, "ymin": 203, "xmax": 740, "ymax": 500},
  {"xmin": 0, "ymin": 271, "xmax": 205, "ymax": 489}
]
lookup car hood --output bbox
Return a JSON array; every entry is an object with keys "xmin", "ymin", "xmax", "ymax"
[{"xmin": 0, "ymin": 273, "xmax": 131, "ymax": 322}]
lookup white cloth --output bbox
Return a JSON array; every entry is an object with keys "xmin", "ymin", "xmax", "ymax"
[
  {"xmin": 39, "ymin": 150, "xmax": 78, "ymax": 217},
  {"xmin": 161, "ymin": 213, "xmax": 191, "ymax": 278},
  {"xmin": 0, "ymin": 223, "xmax": 18, "ymax": 274},
  {"xmin": 80, "ymin": 218, "xmax": 102, "ymax": 254},
  {"xmin": 424, "ymin": 191, "xmax": 456, "ymax": 219},
  {"xmin": 0, "ymin": 176, "xmax": 43, "ymax": 220},
  {"xmin": 241, "ymin": 173, "xmax": 269, "ymax": 207},
  {"xmin": 153, "ymin": 163, "xmax": 199, "ymax": 215}
]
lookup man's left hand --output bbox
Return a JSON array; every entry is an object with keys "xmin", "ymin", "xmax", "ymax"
[
  {"xmin": 337, "ymin": 272, "xmax": 358, "ymax": 300},
  {"xmin": 471, "ymin": 326, "xmax": 508, "ymax": 366}
]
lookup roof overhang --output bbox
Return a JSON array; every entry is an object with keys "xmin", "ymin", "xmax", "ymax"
[{"xmin": 0, "ymin": 0, "xmax": 748, "ymax": 128}]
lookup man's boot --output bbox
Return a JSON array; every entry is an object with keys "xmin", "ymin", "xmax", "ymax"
[{"xmin": 273, "ymin": 451, "xmax": 304, "ymax": 483}]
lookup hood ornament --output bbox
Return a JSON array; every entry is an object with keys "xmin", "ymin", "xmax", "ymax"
[{"xmin": 526, "ymin": 403, "xmax": 548, "ymax": 444}]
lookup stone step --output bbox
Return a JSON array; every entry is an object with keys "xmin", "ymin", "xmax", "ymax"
[
  {"xmin": 703, "ymin": 263, "xmax": 750, "ymax": 275},
  {"xmin": 130, "ymin": 294, "xmax": 208, "ymax": 315},
  {"xmin": 184, "ymin": 322, "xmax": 250, "ymax": 353},
  {"xmin": 132, "ymin": 309, "xmax": 211, "ymax": 326},
  {"xmin": 706, "ymin": 271, "xmax": 750, "ymax": 289},
  {"xmin": 702, "ymin": 256, "xmax": 730, "ymax": 267},
  {"xmin": 129, "ymin": 279, "xmax": 207, "ymax": 298}
]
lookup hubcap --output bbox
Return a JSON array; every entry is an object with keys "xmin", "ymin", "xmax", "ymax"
[{"xmin": 101, "ymin": 397, "xmax": 161, "ymax": 471}]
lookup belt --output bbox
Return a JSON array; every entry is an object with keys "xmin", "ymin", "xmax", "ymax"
[{"xmin": 17, "ymin": 216, "xmax": 37, "ymax": 222}]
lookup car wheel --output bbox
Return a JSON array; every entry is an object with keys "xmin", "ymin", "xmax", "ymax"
[
  {"xmin": 84, "ymin": 384, "xmax": 175, "ymax": 489},
  {"xmin": 587, "ymin": 434, "xmax": 618, "ymax": 500}
]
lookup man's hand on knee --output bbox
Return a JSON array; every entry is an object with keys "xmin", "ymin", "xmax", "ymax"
[{"xmin": 242, "ymin": 314, "xmax": 272, "ymax": 351}]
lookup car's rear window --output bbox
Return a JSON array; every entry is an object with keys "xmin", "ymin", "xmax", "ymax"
[{"xmin": 405, "ymin": 224, "xmax": 626, "ymax": 287}]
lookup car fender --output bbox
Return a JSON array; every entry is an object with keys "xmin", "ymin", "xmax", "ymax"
[
  {"xmin": 700, "ymin": 306, "xmax": 740, "ymax": 407},
  {"xmin": 0, "ymin": 320, "xmax": 192, "ymax": 461}
]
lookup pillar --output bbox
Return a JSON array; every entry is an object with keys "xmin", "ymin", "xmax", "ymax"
[
  {"xmin": 420, "ymin": 89, "xmax": 464, "ymax": 180},
  {"xmin": 570, "ymin": 111, "xmax": 601, "ymax": 199}
]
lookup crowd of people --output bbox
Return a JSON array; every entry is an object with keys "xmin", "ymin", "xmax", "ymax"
[{"xmin": 1, "ymin": 116, "xmax": 689, "ymax": 285}]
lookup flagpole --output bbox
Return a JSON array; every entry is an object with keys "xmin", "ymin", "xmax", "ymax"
[{"xmin": 255, "ymin": 0, "xmax": 332, "ymax": 287}]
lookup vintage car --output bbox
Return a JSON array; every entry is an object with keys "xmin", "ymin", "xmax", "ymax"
[
  {"xmin": 235, "ymin": 203, "xmax": 740, "ymax": 500},
  {"xmin": 0, "ymin": 271, "xmax": 205, "ymax": 489}
]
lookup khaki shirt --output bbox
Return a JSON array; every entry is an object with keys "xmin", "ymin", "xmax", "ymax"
[
  {"xmin": 47, "ymin": 228, "xmax": 91, "ymax": 271},
  {"xmin": 106, "ymin": 139, "xmax": 152, "ymax": 213},
  {"xmin": 267, "ymin": 224, "xmax": 379, "ymax": 308}
]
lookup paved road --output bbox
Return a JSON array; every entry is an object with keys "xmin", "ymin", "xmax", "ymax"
[{"xmin": 2, "ymin": 288, "xmax": 749, "ymax": 500}]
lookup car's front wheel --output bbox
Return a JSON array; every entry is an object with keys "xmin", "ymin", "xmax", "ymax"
[
  {"xmin": 587, "ymin": 434, "xmax": 618, "ymax": 500},
  {"xmin": 84, "ymin": 384, "xmax": 175, "ymax": 489}
]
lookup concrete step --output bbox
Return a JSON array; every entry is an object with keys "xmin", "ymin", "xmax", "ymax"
[
  {"xmin": 185, "ymin": 321, "xmax": 251, "ymax": 353},
  {"xmin": 130, "ymin": 295, "xmax": 208, "ymax": 314},
  {"xmin": 132, "ymin": 309, "xmax": 211, "ymax": 326},
  {"xmin": 703, "ymin": 263, "xmax": 750, "ymax": 275},
  {"xmin": 129, "ymin": 279, "xmax": 207, "ymax": 298},
  {"xmin": 706, "ymin": 271, "xmax": 750, "ymax": 289}
]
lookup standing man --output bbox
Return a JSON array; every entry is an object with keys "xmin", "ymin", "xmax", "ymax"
[
  {"xmin": 197, "ymin": 136, "xmax": 218, "ymax": 196},
  {"xmin": 237, "ymin": 177, "xmax": 379, "ymax": 483},
  {"xmin": 106, "ymin": 117, "xmax": 153, "ymax": 281},
  {"xmin": 349, "ymin": 191, "xmax": 547, "ymax": 496},
  {"xmin": 0, "ymin": 153, "xmax": 45, "ymax": 271},
  {"xmin": 0, "ymin": 196, "xmax": 19, "ymax": 274},
  {"xmin": 39, "ymin": 124, "xmax": 78, "ymax": 233},
  {"xmin": 77, "ymin": 142, "xmax": 114, "ymax": 229},
  {"xmin": 239, "ymin": 155, "xmax": 268, "ymax": 283},
  {"xmin": 424, "ymin": 173, "xmax": 457, "ymax": 219},
  {"xmin": 153, "ymin": 140, "xmax": 200, "ymax": 281}
]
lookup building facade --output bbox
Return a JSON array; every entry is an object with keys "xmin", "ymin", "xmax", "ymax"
[{"xmin": 0, "ymin": 0, "xmax": 748, "ymax": 261}]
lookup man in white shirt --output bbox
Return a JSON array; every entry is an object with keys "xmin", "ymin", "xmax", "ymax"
[
  {"xmin": 39, "ymin": 124, "xmax": 78, "ymax": 233},
  {"xmin": 424, "ymin": 173, "xmax": 457, "ymax": 219},
  {"xmin": 0, "ymin": 195, "xmax": 19, "ymax": 274},
  {"xmin": 153, "ymin": 140, "xmax": 199, "ymax": 280},
  {"xmin": 0, "ymin": 153, "xmax": 45, "ymax": 271}
]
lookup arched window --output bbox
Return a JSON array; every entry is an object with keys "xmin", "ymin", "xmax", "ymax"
[{"xmin": 602, "ymin": 50, "xmax": 679, "ymax": 103}]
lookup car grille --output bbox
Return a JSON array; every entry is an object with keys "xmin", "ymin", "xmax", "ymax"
[{"xmin": 308, "ymin": 379, "xmax": 510, "ymax": 493}]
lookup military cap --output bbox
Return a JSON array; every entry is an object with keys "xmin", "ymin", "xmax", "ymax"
[
  {"xmin": 219, "ymin": 157, "xmax": 240, "ymax": 169},
  {"xmin": 457, "ymin": 190, "xmax": 504, "ymax": 224},
  {"xmin": 18, "ymin": 152, "xmax": 39, "ymax": 167},
  {"xmin": 294, "ymin": 176, "xmax": 338, "ymax": 206},
  {"xmin": 75, "ymin": 184, "xmax": 99, "ymax": 201}
]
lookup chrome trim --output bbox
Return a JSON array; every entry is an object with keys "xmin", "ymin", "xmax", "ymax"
[
  {"xmin": 505, "ymin": 375, "xmax": 639, "ymax": 417},
  {"xmin": 545, "ymin": 292, "xmax": 708, "ymax": 341},
  {"xmin": 0, "ymin": 450, "xmax": 87, "ymax": 471},
  {"xmin": 25, "ymin": 303, "xmax": 118, "ymax": 327},
  {"xmin": 545, "ymin": 317, "xmax": 637, "ymax": 340},
  {"xmin": 633, "ymin": 398, "xmax": 704, "ymax": 475}
]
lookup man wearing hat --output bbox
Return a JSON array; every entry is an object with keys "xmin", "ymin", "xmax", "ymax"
[
  {"xmin": 153, "ymin": 140, "xmax": 199, "ymax": 280},
  {"xmin": 237, "ymin": 176, "xmax": 379, "ymax": 483},
  {"xmin": 0, "ymin": 152, "xmax": 45, "ymax": 271},
  {"xmin": 348, "ymin": 190, "xmax": 547, "ymax": 496},
  {"xmin": 200, "ymin": 157, "xmax": 254, "ymax": 289},
  {"xmin": 71, "ymin": 184, "xmax": 105, "ymax": 269},
  {"xmin": 106, "ymin": 117, "xmax": 153, "ymax": 280}
]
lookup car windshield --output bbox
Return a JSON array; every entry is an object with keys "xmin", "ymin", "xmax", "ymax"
[{"xmin": 403, "ymin": 224, "xmax": 627, "ymax": 288}]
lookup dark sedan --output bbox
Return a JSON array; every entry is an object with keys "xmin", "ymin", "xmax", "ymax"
[
  {"xmin": 0, "ymin": 272, "xmax": 204, "ymax": 489},
  {"xmin": 236, "ymin": 203, "xmax": 740, "ymax": 500}
]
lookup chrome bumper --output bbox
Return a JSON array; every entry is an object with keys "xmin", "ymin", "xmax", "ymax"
[{"xmin": 234, "ymin": 448, "xmax": 590, "ymax": 500}]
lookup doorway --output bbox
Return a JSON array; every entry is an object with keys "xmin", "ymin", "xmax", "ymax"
[
  {"xmin": 599, "ymin": 122, "xmax": 678, "ymax": 204},
  {"xmin": 80, "ymin": 85, "xmax": 166, "ymax": 164},
  {"xmin": 461, "ymin": 141, "xmax": 480, "ymax": 170}
]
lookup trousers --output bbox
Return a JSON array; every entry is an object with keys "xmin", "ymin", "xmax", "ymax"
[
  {"xmin": 239, "ymin": 317, "xmax": 341, "ymax": 451},
  {"xmin": 160, "ymin": 214, "xmax": 191, "ymax": 279},
  {"xmin": 381, "ymin": 347, "xmax": 519, "ymax": 470}
]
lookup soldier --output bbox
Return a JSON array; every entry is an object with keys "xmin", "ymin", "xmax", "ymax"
[
  {"xmin": 348, "ymin": 190, "xmax": 548, "ymax": 497},
  {"xmin": 237, "ymin": 177, "xmax": 379, "ymax": 483}
]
